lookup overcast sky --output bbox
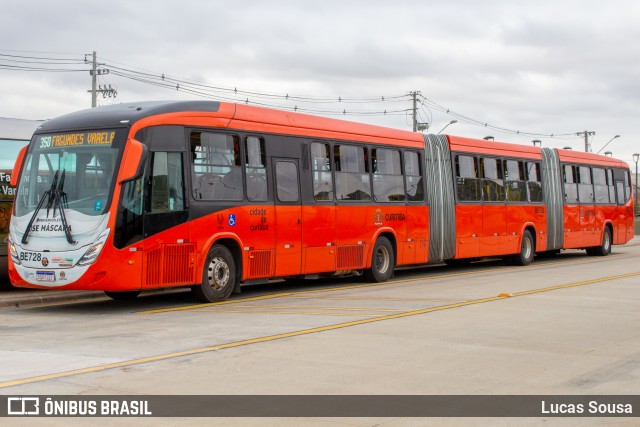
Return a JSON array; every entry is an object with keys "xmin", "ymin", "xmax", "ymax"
[{"xmin": 1, "ymin": 0, "xmax": 638, "ymax": 164}]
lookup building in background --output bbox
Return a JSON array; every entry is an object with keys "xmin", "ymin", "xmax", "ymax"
[{"xmin": 0, "ymin": 117, "xmax": 45, "ymax": 286}]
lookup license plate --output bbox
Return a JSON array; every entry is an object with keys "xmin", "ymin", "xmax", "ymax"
[{"xmin": 36, "ymin": 271, "xmax": 55, "ymax": 282}]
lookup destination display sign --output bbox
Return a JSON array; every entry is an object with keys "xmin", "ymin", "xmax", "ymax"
[{"xmin": 35, "ymin": 131, "xmax": 116, "ymax": 149}]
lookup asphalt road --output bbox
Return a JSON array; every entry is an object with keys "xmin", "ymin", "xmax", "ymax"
[{"xmin": 1, "ymin": 239, "xmax": 639, "ymax": 426}]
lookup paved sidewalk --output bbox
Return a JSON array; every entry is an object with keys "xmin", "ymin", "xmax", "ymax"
[{"xmin": 0, "ymin": 286, "xmax": 105, "ymax": 308}]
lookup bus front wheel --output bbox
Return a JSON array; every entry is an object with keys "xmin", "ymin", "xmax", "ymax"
[
  {"xmin": 192, "ymin": 244, "xmax": 236, "ymax": 302},
  {"xmin": 363, "ymin": 237, "xmax": 394, "ymax": 282}
]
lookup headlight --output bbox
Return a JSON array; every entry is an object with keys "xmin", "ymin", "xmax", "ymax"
[
  {"xmin": 8, "ymin": 238, "xmax": 20, "ymax": 265},
  {"xmin": 76, "ymin": 242, "xmax": 104, "ymax": 266}
]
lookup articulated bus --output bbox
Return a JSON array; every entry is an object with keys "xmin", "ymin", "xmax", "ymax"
[{"xmin": 7, "ymin": 101, "xmax": 634, "ymax": 301}]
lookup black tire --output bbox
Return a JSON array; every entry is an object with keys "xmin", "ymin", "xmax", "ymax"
[
  {"xmin": 510, "ymin": 230, "xmax": 534, "ymax": 266},
  {"xmin": 104, "ymin": 291, "xmax": 140, "ymax": 300},
  {"xmin": 591, "ymin": 227, "xmax": 612, "ymax": 257},
  {"xmin": 192, "ymin": 244, "xmax": 236, "ymax": 302},
  {"xmin": 363, "ymin": 237, "xmax": 394, "ymax": 282}
]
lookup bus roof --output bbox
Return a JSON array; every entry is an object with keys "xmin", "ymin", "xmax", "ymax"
[
  {"xmin": 39, "ymin": 101, "xmax": 425, "ymax": 148},
  {"xmin": 556, "ymin": 148, "xmax": 629, "ymax": 168},
  {"xmin": 446, "ymin": 135, "xmax": 542, "ymax": 160}
]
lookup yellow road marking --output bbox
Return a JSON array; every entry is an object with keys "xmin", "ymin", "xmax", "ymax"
[
  {"xmin": 188, "ymin": 309, "xmax": 380, "ymax": 317},
  {"xmin": 2, "ymin": 270, "xmax": 639, "ymax": 390},
  {"xmin": 137, "ymin": 269, "xmax": 491, "ymax": 315},
  {"xmin": 206, "ymin": 304, "xmax": 406, "ymax": 312},
  {"xmin": 283, "ymin": 296, "xmax": 457, "ymax": 302}
]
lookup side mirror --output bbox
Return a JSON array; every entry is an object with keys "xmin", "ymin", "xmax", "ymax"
[
  {"xmin": 10, "ymin": 145, "xmax": 29, "ymax": 187},
  {"xmin": 119, "ymin": 139, "xmax": 148, "ymax": 183}
]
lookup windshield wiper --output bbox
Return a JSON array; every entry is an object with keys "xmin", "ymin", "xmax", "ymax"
[
  {"xmin": 54, "ymin": 170, "xmax": 75, "ymax": 244},
  {"xmin": 21, "ymin": 170, "xmax": 76, "ymax": 245}
]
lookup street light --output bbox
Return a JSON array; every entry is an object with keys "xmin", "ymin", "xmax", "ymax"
[
  {"xmin": 596, "ymin": 135, "xmax": 620, "ymax": 154},
  {"xmin": 483, "ymin": 136, "xmax": 494, "ymax": 141},
  {"xmin": 532, "ymin": 139, "xmax": 541, "ymax": 147},
  {"xmin": 437, "ymin": 120, "xmax": 457, "ymax": 135},
  {"xmin": 633, "ymin": 153, "xmax": 639, "ymax": 217}
]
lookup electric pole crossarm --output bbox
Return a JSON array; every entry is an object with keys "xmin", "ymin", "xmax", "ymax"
[
  {"xmin": 577, "ymin": 130, "xmax": 595, "ymax": 153},
  {"xmin": 86, "ymin": 51, "xmax": 116, "ymax": 107}
]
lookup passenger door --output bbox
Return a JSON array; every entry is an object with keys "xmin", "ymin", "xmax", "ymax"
[
  {"xmin": 273, "ymin": 158, "xmax": 302, "ymax": 277},
  {"xmin": 136, "ymin": 126, "xmax": 194, "ymax": 288}
]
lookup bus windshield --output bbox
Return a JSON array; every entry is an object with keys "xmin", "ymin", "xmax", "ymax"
[{"xmin": 14, "ymin": 129, "xmax": 124, "ymax": 217}]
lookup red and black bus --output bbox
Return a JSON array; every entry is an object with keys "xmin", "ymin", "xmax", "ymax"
[{"xmin": 7, "ymin": 101, "xmax": 634, "ymax": 301}]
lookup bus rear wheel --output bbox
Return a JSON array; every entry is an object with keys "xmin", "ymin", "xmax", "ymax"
[
  {"xmin": 510, "ymin": 230, "xmax": 534, "ymax": 266},
  {"xmin": 192, "ymin": 244, "xmax": 236, "ymax": 302},
  {"xmin": 104, "ymin": 291, "xmax": 140, "ymax": 300},
  {"xmin": 363, "ymin": 237, "xmax": 394, "ymax": 282},
  {"xmin": 590, "ymin": 227, "xmax": 612, "ymax": 257}
]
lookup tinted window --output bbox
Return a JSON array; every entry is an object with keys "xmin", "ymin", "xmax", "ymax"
[
  {"xmin": 526, "ymin": 162, "xmax": 542, "ymax": 203},
  {"xmin": 563, "ymin": 164, "xmax": 578, "ymax": 204},
  {"xmin": 372, "ymin": 148, "xmax": 403, "ymax": 202},
  {"xmin": 480, "ymin": 157, "xmax": 504, "ymax": 202},
  {"xmin": 245, "ymin": 136, "xmax": 267, "ymax": 201},
  {"xmin": 505, "ymin": 159, "xmax": 526, "ymax": 202},
  {"xmin": 455, "ymin": 155, "xmax": 480, "ymax": 202},
  {"xmin": 334, "ymin": 145, "xmax": 371, "ymax": 201},
  {"xmin": 404, "ymin": 151, "xmax": 423, "ymax": 202},
  {"xmin": 275, "ymin": 161, "xmax": 299, "ymax": 202},
  {"xmin": 150, "ymin": 152, "xmax": 185, "ymax": 213},
  {"xmin": 311, "ymin": 142, "xmax": 333, "ymax": 201},
  {"xmin": 578, "ymin": 166, "xmax": 594, "ymax": 204},
  {"xmin": 593, "ymin": 168, "xmax": 610, "ymax": 205},
  {"xmin": 190, "ymin": 132, "xmax": 242, "ymax": 200}
]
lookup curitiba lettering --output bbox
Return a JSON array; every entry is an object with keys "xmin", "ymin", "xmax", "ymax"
[{"xmin": 384, "ymin": 213, "xmax": 406, "ymax": 222}]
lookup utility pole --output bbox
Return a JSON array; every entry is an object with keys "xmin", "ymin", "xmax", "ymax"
[
  {"xmin": 577, "ymin": 130, "xmax": 595, "ymax": 153},
  {"xmin": 411, "ymin": 91, "xmax": 418, "ymax": 132},
  {"xmin": 86, "ymin": 51, "xmax": 116, "ymax": 107},
  {"xmin": 91, "ymin": 51, "xmax": 97, "ymax": 107}
]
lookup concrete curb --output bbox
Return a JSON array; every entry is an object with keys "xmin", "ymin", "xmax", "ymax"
[{"xmin": 0, "ymin": 290, "xmax": 106, "ymax": 308}]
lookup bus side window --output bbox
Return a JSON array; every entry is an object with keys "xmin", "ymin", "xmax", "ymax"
[
  {"xmin": 504, "ymin": 159, "xmax": 527, "ymax": 202},
  {"xmin": 624, "ymin": 170, "xmax": 631, "ymax": 202},
  {"xmin": 245, "ymin": 136, "xmax": 267, "ymax": 201},
  {"xmin": 372, "ymin": 148, "xmax": 403, "ymax": 202},
  {"xmin": 455, "ymin": 155, "xmax": 480, "ymax": 202},
  {"xmin": 149, "ymin": 152, "xmax": 185, "ymax": 214},
  {"xmin": 311, "ymin": 142, "xmax": 333, "ymax": 201},
  {"xmin": 592, "ymin": 167, "xmax": 609, "ymax": 204},
  {"xmin": 334, "ymin": 144, "xmax": 371, "ymax": 201},
  {"xmin": 606, "ymin": 169, "xmax": 616, "ymax": 204},
  {"xmin": 577, "ymin": 165, "xmax": 594, "ymax": 204},
  {"xmin": 480, "ymin": 157, "xmax": 504, "ymax": 202},
  {"xmin": 563, "ymin": 164, "xmax": 578, "ymax": 204},
  {"xmin": 190, "ymin": 132, "xmax": 242, "ymax": 201},
  {"xmin": 404, "ymin": 151, "xmax": 423, "ymax": 202},
  {"xmin": 526, "ymin": 161, "xmax": 543, "ymax": 203}
]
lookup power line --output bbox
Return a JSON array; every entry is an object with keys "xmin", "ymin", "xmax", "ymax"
[
  {"xmin": 418, "ymin": 94, "xmax": 582, "ymax": 139},
  {"xmin": 0, "ymin": 50, "xmax": 589, "ymax": 138}
]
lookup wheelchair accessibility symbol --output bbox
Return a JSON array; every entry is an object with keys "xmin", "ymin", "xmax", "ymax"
[{"xmin": 228, "ymin": 214, "xmax": 236, "ymax": 226}]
